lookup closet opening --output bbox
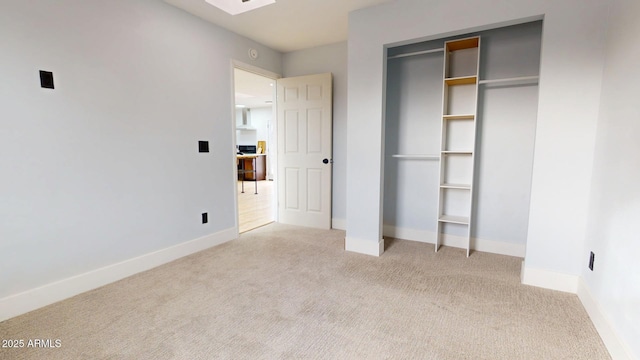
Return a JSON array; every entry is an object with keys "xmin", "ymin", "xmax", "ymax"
[{"xmin": 382, "ymin": 20, "xmax": 543, "ymax": 257}]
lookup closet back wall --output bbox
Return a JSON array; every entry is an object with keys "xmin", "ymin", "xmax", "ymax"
[{"xmin": 383, "ymin": 21, "xmax": 542, "ymax": 255}]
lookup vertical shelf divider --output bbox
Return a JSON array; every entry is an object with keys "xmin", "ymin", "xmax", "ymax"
[{"xmin": 435, "ymin": 36, "xmax": 480, "ymax": 257}]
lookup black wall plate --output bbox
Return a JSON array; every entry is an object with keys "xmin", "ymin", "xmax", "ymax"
[
  {"xmin": 40, "ymin": 70, "xmax": 54, "ymax": 89},
  {"xmin": 198, "ymin": 141, "xmax": 209, "ymax": 153}
]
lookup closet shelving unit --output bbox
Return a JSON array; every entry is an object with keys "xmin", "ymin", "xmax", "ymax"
[
  {"xmin": 387, "ymin": 32, "xmax": 539, "ymax": 257},
  {"xmin": 435, "ymin": 36, "xmax": 481, "ymax": 257}
]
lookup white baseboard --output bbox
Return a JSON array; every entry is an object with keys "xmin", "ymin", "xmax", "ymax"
[
  {"xmin": 345, "ymin": 236, "xmax": 384, "ymax": 257},
  {"xmin": 0, "ymin": 227, "xmax": 237, "ymax": 322},
  {"xmin": 577, "ymin": 279, "xmax": 634, "ymax": 360},
  {"xmin": 382, "ymin": 224, "xmax": 526, "ymax": 257},
  {"xmin": 520, "ymin": 263, "xmax": 633, "ymax": 359},
  {"xmin": 520, "ymin": 261, "xmax": 579, "ymax": 293},
  {"xmin": 331, "ymin": 218, "xmax": 346, "ymax": 231}
]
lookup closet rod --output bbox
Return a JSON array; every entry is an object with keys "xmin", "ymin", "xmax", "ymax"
[
  {"xmin": 387, "ymin": 48, "xmax": 444, "ymax": 59},
  {"xmin": 478, "ymin": 75, "xmax": 539, "ymax": 85},
  {"xmin": 391, "ymin": 154, "xmax": 440, "ymax": 160}
]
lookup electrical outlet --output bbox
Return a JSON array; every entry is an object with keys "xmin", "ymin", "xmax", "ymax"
[
  {"xmin": 202, "ymin": 213, "xmax": 208, "ymax": 224},
  {"xmin": 588, "ymin": 251, "xmax": 595, "ymax": 271}
]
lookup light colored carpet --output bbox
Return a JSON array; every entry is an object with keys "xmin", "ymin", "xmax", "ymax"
[{"xmin": 0, "ymin": 224, "xmax": 610, "ymax": 359}]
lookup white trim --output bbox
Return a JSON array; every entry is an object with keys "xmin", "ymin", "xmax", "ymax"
[
  {"xmin": 231, "ymin": 60, "xmax": 281, "ymax": 80},
  {"xmin": 478, "ymin": 75, "xmax": 539, "ymax": 85},
  {"xmin": 382, "ymin": 224, "xmax": 526, "ymax": 257},
  {"xmin": 345, "ymin": 236, "xmax": 384, "ymax": 257},
  {"xmin": 0, "ymin": 227, "xmax": 237, "ymax": 322},
  {"xmin": 577, "ymin": 279, "xmax": 634, "ymax": 360},
  {"xmin": 520, "ymin": 261, "xmax": 579, "ymax": 293},
  {"xmin": 387, "ymin": 47, "xmax": 445, "ymax": 59},
  {"xmin": 520, "ymin": 264, "xmax": 632, "ymax": 359},
  {"xmin": 391, "ymin": 154, "xmax": 440, "ymax": 160},
  {"xmin": 230, "ymin": 60, "xmax": 282, "ymax": 228},
  {"xmin": 332, "ymin": 218, "xmax": 346, "ymax": 230}
]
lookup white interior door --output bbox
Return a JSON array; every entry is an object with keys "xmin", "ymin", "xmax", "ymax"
[{"xmin": 277, "ymin": 73, "xmax": 332, "ymax": 229}]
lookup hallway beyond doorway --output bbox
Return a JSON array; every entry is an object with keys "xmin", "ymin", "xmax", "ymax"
[{"xmin": 238, "ymin": 180, "xmax": 274, "ymax": 233}]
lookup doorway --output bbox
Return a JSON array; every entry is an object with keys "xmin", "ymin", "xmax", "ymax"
[{"xmin": 234, "ymin": 67, "xmax": 277, "ymax": 233}]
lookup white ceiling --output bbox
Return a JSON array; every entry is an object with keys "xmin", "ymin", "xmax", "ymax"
[
  {"xmin": 165, "ymin": 0, "xmax": 393, "ymax": 53},
  {"xmin": 234, "ymin": 68, "xmax": 275, "ymax": 108}
]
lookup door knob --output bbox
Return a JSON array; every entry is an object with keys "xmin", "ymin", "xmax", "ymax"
[{"xmin": 323, "ymin": 158, "xmax": 330, "ymax": 164}]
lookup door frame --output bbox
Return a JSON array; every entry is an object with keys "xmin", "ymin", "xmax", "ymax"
[{"xmin": 230, "ymin": 60, "xmax": 280, "ymax": 235}]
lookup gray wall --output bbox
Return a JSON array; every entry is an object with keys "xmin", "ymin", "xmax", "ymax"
[
  {"xmin": 282, "ymin": 42, "xmax": 348, "ymax": 227},
  {"xmin": 346, "ymin": 0, "xmax": 608, "ymax": 272},
  {"xmin": 584, "ymin": 0, "xmax": 640, "ymax": 356},
  {"xmin": 0, "ymin": 0, "xmax": 282, "ymax": 299},
  {"xmin": 348, "ymin": 0, "xmax": 637, "ymax": 355}
]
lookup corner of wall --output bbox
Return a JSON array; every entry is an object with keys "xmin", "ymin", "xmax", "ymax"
[
  {"xmin": 520, "ymin": 262, "xmax": 633, "ymax": 359},
  {"xmin": 577, "ymin": 279, "xmax": 634, "ymax": 360},
  {"xmin": 520, "ymin": 261, "xmax": 579, "ymax": 293},
  {"xmin": 332, "ymin": 218, "xmax": 346, "ymax": 230},
  {"xmin": 345, "ymin": 237, "xmax": 384, "ymax": 257}
]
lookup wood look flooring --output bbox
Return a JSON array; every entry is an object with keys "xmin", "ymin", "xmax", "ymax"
[{"xmin": 237, "ymin": 180, "xmax": 275, "ymax": 233}]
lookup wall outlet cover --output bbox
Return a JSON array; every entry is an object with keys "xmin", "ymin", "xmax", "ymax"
[
  {"xmin": 39, "ymin": 70, "xmax": 54, "ymax": 89},
  {"xmin": 198, "ymin": 141, "xmax": 209, "ymax": 153}
]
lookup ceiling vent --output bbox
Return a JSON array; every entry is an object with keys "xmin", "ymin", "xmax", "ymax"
[{"xmin": 205, "ymin": 0, "xmax": 276, "ymax": 15}]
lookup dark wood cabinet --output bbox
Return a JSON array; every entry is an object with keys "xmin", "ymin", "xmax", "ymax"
[{"xmin": 237, "ymin": 155, "xmax": 266, "ymax": 181}]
